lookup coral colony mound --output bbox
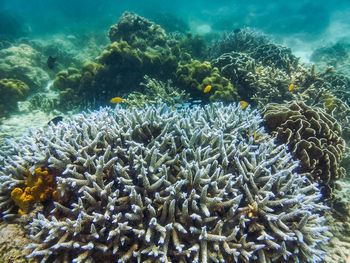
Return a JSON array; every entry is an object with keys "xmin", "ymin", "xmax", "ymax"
[{"xmin": 0, "ymin": 103, "xmax": 329, "ymax": 262}]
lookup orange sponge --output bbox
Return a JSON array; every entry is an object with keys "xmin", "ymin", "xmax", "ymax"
[{"xmin": 11, "ymin": 167, "xmax": 57, "ymax": 214}]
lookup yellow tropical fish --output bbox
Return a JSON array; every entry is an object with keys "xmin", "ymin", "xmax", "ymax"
[
  {"xmin": 110, "ymin": 97, "xmax": 123, "ymax": 103},
  {"xmin": 288, "ymin": 83, "xmax": 295, "ymax": 92},
  {"xmin": 253, "ymin": 131, "xmax": 257, "ymax": 141},
  {"xmin": 203, "ymin": 85, "xmax": 212, "ymax": 93},
  {"xmin": 257, "ymin": 66, "xmax": 263, "ymax": 72},
  {"xmin": 239, "ymin": 101, "xmax": 249, "ymax": 110}
]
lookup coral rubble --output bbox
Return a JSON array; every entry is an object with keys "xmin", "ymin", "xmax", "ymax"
[{"xmin": 0, "ymin": 103, "xmax": 329, "ymax": 262}]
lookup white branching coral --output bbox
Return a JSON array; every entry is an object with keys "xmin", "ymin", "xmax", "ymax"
[{"xmin": 0, "ymin": 103, "xmax": 329, "ymax": 262}]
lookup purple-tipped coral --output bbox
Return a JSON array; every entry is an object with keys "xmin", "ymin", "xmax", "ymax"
[{"xmin": 0, "ymin": 103, "xmax": 329, "ymax": 262}]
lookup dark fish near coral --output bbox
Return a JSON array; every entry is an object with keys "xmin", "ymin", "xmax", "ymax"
[
  {"xmin": 47, "ymin": 56, "xmax": 56, "ymax": 69},
  {"xmin": 234, "ymin": 28, "xmax": 241, "ymax": 34},
  {"xmin": 48, "ymin": 116, "xmax": 63, "ymax": 125}
]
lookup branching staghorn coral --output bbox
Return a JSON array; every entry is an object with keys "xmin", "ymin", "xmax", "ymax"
[
  {"xmin": 211, "ymin": 52, "xmax": 256, "ymax": 101},
  {"xmin": 0, "ymin": 103, "xmax": 329, "ymax": 262},
  {"xmin": 124, "ymin": 75, "xmax": 191, "ymax": 108},
  {"xmin": 249, "ymin": 43, "xmax": 298, "ymax": 73},
  {"xmin": 210, "ymin": 28, "xmax": 298, "ymax": 73},
  {"xmin": 211, "ymin": 52, "xmax": 294, "ymax": 106},
  {"xmin": 209, "ymin": 28, "xmax": 270, "ymax": 59}
]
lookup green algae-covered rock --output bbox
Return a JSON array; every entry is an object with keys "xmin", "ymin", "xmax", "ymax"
[{"xmin": 0, "ymin": 78, "xmax": 30, "ymax": 116}]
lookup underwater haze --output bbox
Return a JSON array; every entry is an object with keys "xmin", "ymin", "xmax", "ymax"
[{"xmin": 1, "ymin": 0, "xmax": 350, "ymax": 39}]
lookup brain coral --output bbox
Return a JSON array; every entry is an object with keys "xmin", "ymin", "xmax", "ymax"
[
  {"xmin": 0, "ymin": 103, "xmax": 329, "ymax": 262},
  {"xmin": 262, "ymin": 101, "xmax": 345, "ymax": 199}
]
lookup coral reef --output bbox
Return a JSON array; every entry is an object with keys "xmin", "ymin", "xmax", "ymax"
[
  {"xmin": 212, "ymin": 52, "xmax": 256, "ymax": 101},
  {"xmin": 109, "ymin": 11, "xmax": 168, "ymax": 50},
  {"xmin": 98, "ymin": 40, "xmax": 177, "ymax": 84},
  {"xmin": 0, "ymin": 78, "xmax": 30, "ymax": 116},
  {"xmin": 124, "ymin": 75, "xmax": 191, "ymax": 108},
  {"xmin": 211, "ymin": 52, "xmax": 343, "ymax": 110},
  {"xmin": 311, "ymin": 43, "xmax": 348, "ymax": 69},
  {"xmin": 0, "ymin": 44, "xmax": 50, "ymax": 91},
  {"xmin": 322, "ymin": 92, "xmax": 350, "ymax": 142},
  {"xmin": 322, "ymin": 72, "xmax": 350, "ymax": 106},
  {"xmin": 178, "ymin": 33, "xmax": 208, "ymax": 60},
  {"xmin": 11, "ymin": 167, "xmax": 58, "ymax": 214},
  {"xmin": 262, "ymin": 101, "xmax": 346, "ymax": 198},
  {"xmin": 249, "ymin": 43, "xmax": 298, "ymax": 73},
  {"xmin": 29, "ymin": 32, "xmax": 108, "ymax": 73},
  {"xmin": 52, "ymin": 12, "xmax": 181, "ymax": 109},
  {"xmin": 175, "ymin": 59, "xmax": 237, "ymax": 102},
  {"xmin": 0, "ymin": 103, "xmax": 329, "ymax": 262},
  {"xmin": 210, "ymin": 28, "xmax": 270, "ymax": 59},
  {"xmin": 212, "ymin": 52, "xmax": 296, "ymax": 105},
  {"xmin": 210, "ymin": 28, "xmax": 298, "ymax": 73},
  {"xmin": 249, "ymin": 66, "xmax": 294, "ymax": 107}
]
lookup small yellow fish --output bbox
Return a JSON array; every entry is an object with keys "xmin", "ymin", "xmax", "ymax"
[
  {"xmin": 253, "ymin": 131, "xmax": 257, "ymax": 141},
  {"xmin": 171, "ymin": 107, "xmax": 177, "ymax": 111},
  {"xmin": 266, "ymin": 59, "xmax": 270, "ymax": 63},
  {"xmin": 257, "ymin": 66, "xmax": 263, "ymax": 72},
  {"xmin": 203, "ymin": 85, "xmax": 212, "ymax": 93},
  {"xmin": 288, "ymin": 83, "xmax": 295, "ymax": 92},
  {"xmin": 110, "ymin": 97, "xmax": 123, "ymax": 103},
  {"xmin": 239, "ymin": 101, "xmax": 249, "ymax": 110}
]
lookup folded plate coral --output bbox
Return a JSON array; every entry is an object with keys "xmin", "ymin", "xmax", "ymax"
[
  {"xmin": 0, "ymin": 103, "xmax": 329, "ymax": 262},
  {"xmin": 262, "ymin": 101, "xmax": 346, "ymax": 199}
]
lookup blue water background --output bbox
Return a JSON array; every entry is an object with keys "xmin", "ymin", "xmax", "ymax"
[{"xmin": 1, "ymin": 0, "xmax": 350, "ymax": 44}]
